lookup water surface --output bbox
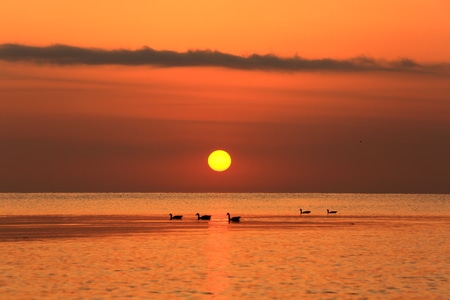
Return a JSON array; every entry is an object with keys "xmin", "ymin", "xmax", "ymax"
[{"xmin": 1, "ymin": 193, "xmax": 449, "ymax": 299}]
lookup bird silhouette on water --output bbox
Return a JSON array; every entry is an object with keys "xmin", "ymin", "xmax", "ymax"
[
  {"xmin": 196, "ymin": 213, "xmax": 211, "ymax": 220},
  {"xmin": 169, "ymin": 213, "xmax": 183, "ymax": 220},
  {"xmin": 299, "ymin": 209, "xmax": 311, "ymax": 214},
  {"xmin": 227, "ymin": 213, "xmax": 241, "ymax": 223}
]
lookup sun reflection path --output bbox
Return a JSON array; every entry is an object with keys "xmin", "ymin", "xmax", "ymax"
[{"xmin": 204, "ymin": 222, "xmax": 232, "ymax": 297}]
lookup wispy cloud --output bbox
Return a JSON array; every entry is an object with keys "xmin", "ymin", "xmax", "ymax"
[{"xmin": 0, "ymin": 43, "xmax": 448, "ymax": 73}]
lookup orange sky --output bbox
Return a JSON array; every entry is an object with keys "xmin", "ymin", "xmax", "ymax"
[
  {"xmin": 1, "ymin": 1, "xmax": 449, "ymax": 192},
  {"xmin": 1, "ymin": 1, "xmax": 450, "ymax": 61}
]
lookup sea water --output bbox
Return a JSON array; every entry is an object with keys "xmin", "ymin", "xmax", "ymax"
[{"xmin": 1, "ymin": 193, "xmax": 449, "ymax": 299}]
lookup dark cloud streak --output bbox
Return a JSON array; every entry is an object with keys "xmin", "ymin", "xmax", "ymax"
[{"xmin": 0, "ymin": 43, "xmax": 448, "ymax": 73}]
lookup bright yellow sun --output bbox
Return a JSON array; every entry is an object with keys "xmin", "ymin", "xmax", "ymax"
[{"xmin": 208, "ymin": 150, "xmax": 232, "ymax": 172}]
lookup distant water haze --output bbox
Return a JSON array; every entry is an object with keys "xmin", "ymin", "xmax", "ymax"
[{"xmin": 1, "ymin": 192, "xmax": 448, "ymax": 216}]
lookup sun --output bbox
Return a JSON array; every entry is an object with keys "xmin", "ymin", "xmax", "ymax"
[{"xmin": 208, "ymin": 150, "xmax": 232, "ymax": 172}]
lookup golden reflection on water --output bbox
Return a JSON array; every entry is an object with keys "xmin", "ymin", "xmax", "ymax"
[{"xmin": 205, "ymin": 223, "xmax": 231, "ymax": 298}]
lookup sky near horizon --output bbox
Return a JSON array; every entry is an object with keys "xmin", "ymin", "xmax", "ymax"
[{"xmin": 1, "ymin": 1, "xmax": 449, "ymax": 193}]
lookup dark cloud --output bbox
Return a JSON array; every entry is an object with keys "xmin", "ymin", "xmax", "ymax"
[{"xmin": 0, "ymin": 43, "xmax": 448, "ymax": 73}]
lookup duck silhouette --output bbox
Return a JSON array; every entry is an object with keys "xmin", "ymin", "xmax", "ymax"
[
  {"xmin": 169, "ymin": 213, "xmax": 183, "ymax": 220},
  {"xmin": 196, "ymin": 213, "xmax": 211, "ymax": 220},
  {"xmin": 227, "ymin": 213, "xmax": 241, "ymax": 223},
  {"xmin": 299, "ymin": 209, "xmax": 311, "ymax": 214}
]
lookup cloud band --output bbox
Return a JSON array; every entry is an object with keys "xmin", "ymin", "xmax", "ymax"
[{"xmin": 0, "ymin": 43, "xmax": 447, "ymax": 73}]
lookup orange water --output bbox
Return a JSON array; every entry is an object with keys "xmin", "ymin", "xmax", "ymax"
[{"xmin": 1, "ymin": 193, "xmax": 449, "ymax": 299}]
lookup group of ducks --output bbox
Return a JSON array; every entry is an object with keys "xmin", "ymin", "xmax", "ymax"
[
  {"xmin": 169, "ymin": 213, "xmax": 240, "ymax": 222},
  {"xmin": 169, "ymin": 209, "xmax": 338, "ymax": 222}
]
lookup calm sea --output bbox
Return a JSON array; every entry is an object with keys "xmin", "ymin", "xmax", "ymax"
[{"xmin": 1, "ymin": 193, "xmax": 449, "ymax": 299}]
